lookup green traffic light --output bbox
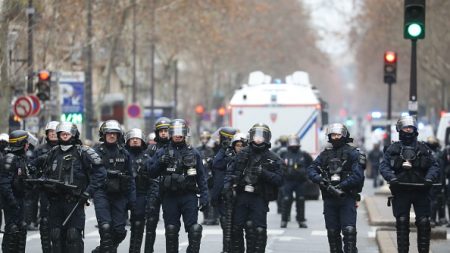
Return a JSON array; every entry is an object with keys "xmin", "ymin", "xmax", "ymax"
[{"xmin": 407, "ymin": 23, "xmax": 422, "ymax": 37}]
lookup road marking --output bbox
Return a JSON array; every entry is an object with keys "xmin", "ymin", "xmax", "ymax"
[
  {"xmin": 277, "ymin": 236, "xmax": 304, "ymax": 241},
  {"xmin": 311, "ymin": 230, "xmax": 327, "ymax": 236},
  {"xmin": 26, "ymin": 233, "xmax": 41, "ymax": 242}
]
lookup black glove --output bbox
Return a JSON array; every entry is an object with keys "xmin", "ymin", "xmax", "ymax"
[
  {"xmin": 159, "ymin": 154, "xmax": 170, "ymax": 165},
  {"xmin": 79, "ymin": 191, "xmax": 90, "ymax": 206},
  {"xmin": 199, "ymin": 199, "xmax": 209, "ymax": 212},
  {"xmin": 424, "ymin": 179, "xmax": 433, "ymax": 186},
  {"xmin": 319, "ymin": 178, "xmax": 329, "ymax": 188},
  {"xmin": 221, "ymin": 187, "xmax": 233, "ymax": 201},
  {"xmin": 389, "ymin": 177, "xmax": 399, "ymax": 185}
]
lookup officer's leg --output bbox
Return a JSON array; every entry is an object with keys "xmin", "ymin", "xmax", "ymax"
[
  {"xmin": 50, "ymin": 228, "xmax": 63, "ymax": 252},
  {"xmin": 339, "ymin": 196, "xmax": 357, "ymax": 253},
  {"xmin": 231, "ymin": 195, "xmax": 247, "ymax": 253},
  {"xmin": 392, "ymin": 193, "xmax": 411, "ymax": 253},
  {"xmin": 324, "ymin": 199, "xmax": 343, "ymax": 253},
  {"xmin": 413, "ymin": 191, "xmax": 432, "ymax": 253},
  {"xmin": 40, "ymin": 217, "xmax": 51, "ymax": 253},
  {"xmin": 144, "ymin": 197, "xmax": 160, "ymax": 253},
  {"xmin": 2, "ymin": 223, "xmax": 20, "ymax": 252},
  {"xmin": 17, "ymin": 221, "xmax": 27, "ymax": 252},
  {"xmin": 23, "ymin": 190, "xmax": 37, "ymax": 231},
  {"xmin": 280, "ymin": 183, "xmax": 293, "ymax": 228},
  {"xmin": 129, "ymin": 195, "xmax": 145, "ymax": 253},
  {"xmin": 94, "ymin": 223, "xmax": 114, "ymax": 253},
  {"xmin": 295, "ymin": 182, "xmax": 307, "ymax": 228},
  {"xmin": 249, "ymin": 196, "xmax": 269, "ymax": 253},
  {"xmin": 186, "ymin": 224, "xmax": 203, "ymax": 253},
  {"xmin": 342, "ymin": 226, "xmax": 357, "ymax": 253},
  {"xmin": 162, "ymin": 195, "xmax": 182, "ymax": 253},
  {"xmin": 180, "ymin": 194, "xmax": 202, "ymax": 253},
  {"xmin": 110, "ymin": 197, "xmax": 128, "ymax": 251},
  {"xmin": 92, "ymin": 190, "xmax": 113, "ymax": 252},
  {"xmin": 66, "ymin": 228, "xmax": 83, "ymax": 253}
]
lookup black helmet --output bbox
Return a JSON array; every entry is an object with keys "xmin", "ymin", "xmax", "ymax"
[
  {"xmin": 219, "ymin": 127, "xmax": 237, "ymax": 147},
  {"xmin": 8, "ymin": 130, "xmax": 29, "ymax": 152},
  {"xmin": 287, "ymin": 135, "xmax": 300, "ymax": 147},
  {"xmin": 99, "ymin": 121, "xmax": 107, "ymax": 141},
  {"xmin": 125, "ymin": 128, "xmax": 147, "ymax": 149},
  {"xmin": 231, "ymin": 133, "xmax": 248, "ymax": 148},
  {"xmin": 326, "ymin": 123, "xmax": 348, "ymax": 137},
  {"xmin": 155, "ymin": 117, "xmax": 171, "ymax": 132},
  {"xmin": 249, "ymin": 123, "xmax": 271, "ymax": 149},
  {"xmin": 396, "ymin": 115, "xmax": 417, "ymax": 132},
  {"xmin": 103, "ymin": 120, "xmax": 122, "ymax": 134},
  {"xmin": 169, "ymin": 119, "xmax": 188, "ymax": 137}
]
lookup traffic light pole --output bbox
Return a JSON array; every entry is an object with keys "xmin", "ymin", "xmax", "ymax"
[
  {"xmin": 386, "ymin": 82, "xmax": 393, "ymax": 146},
  {"xmin": 409, "ymin": 39, "xmax": 418, "ymax": 116}
]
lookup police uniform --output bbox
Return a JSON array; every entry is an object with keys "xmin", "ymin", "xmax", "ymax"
[
  {"xmin": 308, "ymin": 123, "xmax": 365, "ymax": 253},
  {"xmin": 42, "ymin": 122, "xmax": 106, "ymax": 253},
  {"xmin": 93, "ymin": 120, "xmax": 136, "ymax": 252},
  {"xmin": 148, "ymin": 119, "xmax": 208, "ymax": 253},
  {"xmin": 380, "ymin": 116, "xmax": 439, "ymax": 253},
  {"xmin": 224, "ymin": 123, "xmax": 283, "ymax": 253},
  {"xmin": 279, "ymin": 135, "xmax": 313, "ymax": 228},
  {"xmin": 0, "ymin": 130, "xmax": 31, "ymax": 252}
]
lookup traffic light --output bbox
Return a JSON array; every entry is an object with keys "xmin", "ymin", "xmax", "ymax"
[
  {"xmin": 404, "ymin": 0, "xmax": 425, "ymax": 40},
  {"xmin": 195, "ymin": 104, "xmax": 205, "ymax": 116},
  {"xmin": 384, "ymin": 51, "xmax": 397, "ymax": 84},
  {"xmin": 36, "ymin": 70, "xmax": 51, "ymax": 101}
]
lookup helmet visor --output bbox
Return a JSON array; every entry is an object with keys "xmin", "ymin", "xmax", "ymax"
[
  {"xmin": 252, "ymin": 128, "xmax": 268, "ymax": 144},
  {"xmin": 171, "ymin": 122, "xmax": 187, "ymax": 137}
]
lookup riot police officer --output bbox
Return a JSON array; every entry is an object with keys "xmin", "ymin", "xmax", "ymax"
[
  {"xmin": 279, "ymin": 135, "xmax": 313, "ymax": 228},
  {"xmin": 197, "ymin": 130, "xmax": 215, "ymax": 226},
  {"xmin": 0, "ymin": 130, "xmax": 31, "ymax": 252},
  {"xmin": 224, "ymin": 123, "xmax": 283, "ymax": 252},
  {"xmin": 307, "ymin": 123, "xmax": 365, "ymax": 253},
  {"xmin": 148, "ymin": 119, "xmax": 209, "ymax": 253},
  {"xmin": 380, "ymin": 116, "xmax": 439, "ymax": 253},
  {"xmin": 40, "ymin": 122, "xmax": 107, "ymax": 253},
  {"xmin": 145, "ymin": 116, "xmax": 171, "ymax": 253},
  {"xmin": 32, "ymin": 121, "xmax": 60, "ymax": 252},
  {"xmin": 93, "ymin": 120, "xmax": 136, "ymax": 252},
  {"xmin": 0, "ymin": 132, "xmax": 8, "ymax": 155},
  {"xmin": 124, "ymin": 128, "xmax": 152, "ymax": 253}
]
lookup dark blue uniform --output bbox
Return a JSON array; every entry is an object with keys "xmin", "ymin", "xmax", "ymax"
[
  {"xmin": 197, "ymin": 144, "xmax": 217, "ymax": 225},
  {"xmin": 380, "ymin": 140, "xmax": 440, "ymax": 253},
  {"xmin": 148, "ymin": 142, "xmax": 208, "ymax": 253},
  {"xmin": 0, "ymin": 151, "xmax": 29, "ymax": 252},
  {"xmin": 308, "ymin": 144, "xmax": 365, "ymax": 253},
  {"xmin": 224, "ymin": 146, "xmax": 283, "ymax": 252},
  {"xmin": 211, "ymin": 147, "xmax": 234, "ymax": 216},
  {"xmin": 94, "ymin": 144, "xmax": 136, "ymax": 252},
  {"xmin": 42, "ymin": 144, "xmax": 106, "ymax": 253},
  {"xmin": 279, "ymin": 148, "xmax": 313, "ymax": 227}
]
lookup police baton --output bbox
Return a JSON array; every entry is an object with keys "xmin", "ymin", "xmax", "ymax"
[
  {"xmin": 62, "ymin": 199, "xmax": 90, "ymax": 227},
  {"xmin": 388, "ymin": 182, "xmax": 441, "ymax": 186}
]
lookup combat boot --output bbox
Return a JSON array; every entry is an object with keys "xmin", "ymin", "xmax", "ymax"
[
  {"xmin": 416, "ymin": 217, "xmax": 431, "ymax": 253},
  {"xmin": 342, "ymin": 226, "xmax": 357, "ymax": 253},
  {"xmin": 186, "ymin": 224, "xmax": 202, "ymax": 253},
  {"xmin": 396, "ymin": 217, "xmax": 410, "ymax": 253},
  {"xmin": 327, "ymin": 229, "xmax": 343, "ymax": 253}
]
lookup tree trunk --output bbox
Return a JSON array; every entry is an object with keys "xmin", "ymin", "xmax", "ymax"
[{"xmin": 0, "ymin": 0, "xmax": 11, "ymax": 131}]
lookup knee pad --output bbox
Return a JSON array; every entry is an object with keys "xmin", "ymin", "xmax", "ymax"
[
  {"xmin": 40, "ymin": 217, "xmax": 49, "ymax": 226},
  {"xmin": 147, "ymin": 216, "xmax": 158, "ymax": 225},
  {"xmin": 397, "ymin": 216, "xmax": 409, "ymax": 226},
  {"xmin": 343, "ymin": 226, "xmax": 356, "ymax": 235},
  {"xmin": 255, "ymin": 227, "xmax": 266, "ymax": 236},
  {"xmin": 132, "ymin": 220, "xmax": 143, "ymax": 228},
  {"xmin": 50, "ymin": 228, "xmax": 61, "ymax": 241},
  {"xmin": 100, "ymin": 223, "xmax": 111, "ymax": 232},
  {"xmin": 296, "ymin": 196, "xmax": 305, "ymax": 202},
  {"xmin": 282, "ymin": 196, "xmax": 292, "ymax": 202},
  {"xmin": 245, "ymin": 220, "xmax": 254, "ymax": 230},
  {"xmin": 165, "ymin": 225, "xmax": 179, "ymax": 236},
  {"xmin": 189, "ymin": 224, "xmax": 203, "ymax": 234},
  {"xmin": 416, "ymin": 217, "xmax": 430, "ymax": 230},
  {"xmin": 113, "ymin": 230, "xmax": 127, "ymax": 244},
  {"xmin": 66, "ymin": 228, "xmax": 82, "ymax": 242}
]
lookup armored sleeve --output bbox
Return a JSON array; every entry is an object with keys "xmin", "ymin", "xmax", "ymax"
[
  {"xmin": 379, "ymin": 146, "xmax": 397, "ymax": 182},
  {"xmin": 303, "ymin": 151, "xmax": 314, "ymax": 168},
  {"xmin": 124, "ymin": 151, "xmax": 137, "ymax": 204},
  {"xmin": 194, "ymin": 149, "xmax": 209, "ymax": 204},
  {"xmin": 422, "ymin": 147, "xmax": 440, "ymax": 182},
  {"xmin": 260, "ymin": 153, "xmax": 283, "ymax": 187},
  {"xmin": 212, "ymin": 148, "xmax": 230, "ymax": 172},
  {"xmin": 307, "ymin": 153, "xmax": 324, "ymax": 184},
  {"xmin": 82, "ymin": 146, "xmax": 107, "ymax": 196},
  {"xmin": 146, "ymin": 148, "xmax": 165, "ymax": 178},
  {"xmin": 0, "ymin": 154, "xmax": 17, "ymax": 203},
  {"xmin": 339, "ymin": 149, "xmax": 365, "ymax": 190}
]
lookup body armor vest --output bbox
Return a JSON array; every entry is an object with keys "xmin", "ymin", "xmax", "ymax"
[
  {"xmin": 320, "ymin": 145, "xmax": 354, "ymax": 186},
  {"xmin": 160, "ymin": 145, "xmax": 199, "ymax": 193},
  {"xmin": 388, "ymin": 142, "xmax": 432, "ymax": 184},
  {"xmin": 131, "ymin": 151, "xmax": 151, "ymax": 193},
  {"xmin": 98, "ymin": 145, "xmax": 130, "ymax": 193},
  {"xmin": 282, "ymin": 151, "xmax": 308, "ymax": 181},
  {"xmin": 5, "ymin": 153, "xmax": 29, "ymax": 197}
]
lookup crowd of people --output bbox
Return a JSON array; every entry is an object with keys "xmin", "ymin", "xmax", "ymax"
[{"xmin": 0, "ymin": 114, "xmax": 446, "ymax": 253}]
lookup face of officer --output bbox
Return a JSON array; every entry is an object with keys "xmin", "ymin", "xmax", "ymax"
[
  {"xmin": 129, "ymin": 137, "xmax": 142, "ymax": 147},
  {"xmin": 105, "ymin": 133, "xmax": 118, "ymax": 144},
  {"xmin": 60, "ymin": 132, "xmax": 72, "ymax": 142},
  {"xmin": 172, "ymin": 135, "xmax": 184, "ymax": 143},
  {"xmin": 330, "ymin": 133, "xmax": 343, "ymax": 140},
  {"xmin": 401, "ymin": 126, "xmax": 415, "ymax": 133},
  {"xmin": 47, "ymin": 130, "xmax": 58, "ymax": 142},
  {"xmin": 234, "ymin": 141, "xmax": 244, "ymax": 153},
  {"xmin": 159, "ymin": 129, "xmax": 169, "ymax": 140}
]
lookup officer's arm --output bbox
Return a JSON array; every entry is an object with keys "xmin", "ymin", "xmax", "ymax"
[
  {"xmin": 379, "ymin": 148, "xmax": 396, "ymax": 181},
  {"xmin": 425, "ymin": 152, "xmax": 441, "ymax": 182},
  {"xmin": 304, "ymin": 152, "xmax": 314, "ymax": 168},
  {"xmin": 0, "ymin": 155, "xmax": 17, "ymax": 203},
  {"xmin": 146, "ymin": 149, "xmax": 165, "ymax": 178},
  {"xmin": 212, "ymin": 149, "xmax": 227, "ymax": 171},
  {"xmin": 195, "ymin": 151, "xmax": 209, "ymax": 203},
  {"xmin": 261, "ymin": 157, "xmax": 283, "ymax": 187},
  {"xmin": 307, "ymin": 154, "xmax": 323, "ymax": 184},
  {"xmin": 83, "ymin": 147, "xmax": 107, "ymax": 196},
  {"xmin": 125, "ymin": 153, "xmax": 137, "ymax": 204},
  {"xmin": 223, "ymin": 157, "xmax": 236, "ymax": 190},
  {"xmin": 339, "ymin": 150, "xmax": 364, "ymax": 190}
]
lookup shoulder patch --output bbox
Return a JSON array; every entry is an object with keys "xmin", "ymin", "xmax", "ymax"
[{"xmin": 83, "ymin": 147, "xmax": 102, "ymax": 165}]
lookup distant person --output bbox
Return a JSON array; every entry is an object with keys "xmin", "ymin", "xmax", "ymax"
[{"xmin": 368, "ymin": 143, "xmax": 383, "ymax": 187}]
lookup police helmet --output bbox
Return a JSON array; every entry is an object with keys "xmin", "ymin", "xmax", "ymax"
[
  {"xmin": 200, "ymin": 131, "xmax": 211, "ymax": 140},
  {"xmin": 45, "ymin": 121, "xmax": 60, "ymax": 132},
  {"xmin": 219, "ymin": 127, "xmax": 237, "ymax": 147},
  {"xmin": 326, "ymin": 123, "xmax": 348, "ymax": 137},
  {"xmin": 99, "ymin": 121, "xmax": 107, "ymax": 141},
  {"xmin": 125, "ymin": 128, "xmax": 147, "ymax": 149},
  {"xmin": 154, "ymin": 117, "xmax": 171, "ymax": 132},
  {"xmin": 287, "ymin": 135, "xmax": 300, "ymax": 147},
  {"xmin": 8, "ymin": 130, "xmax": 29, "ymax": 152},
  {"xmin": 396, "ymin": 115, "xmax": 417, "ymax": 132},
  {"xmin": 56, "ymin": 122, "xmax": 80, "ymax": 139},
  {"xmin": 231, "ymin": 133, "xmax": 248, "ymax": 147},
  {"xmin": 27, "ymin": 132, "xmax": 39, "ymax": 148},
  {"xmin": 249, "ymin": 123, "xmax": 271, "ymax": 145},
  {"xmin": 278, "ymin": 135, "xmax": 289, "ymax": 146},
  {"xmin": 169, "ymin": 119, "xmax": 188, "ymax": 137},
  {"xmin": 103, "ymin": 120, "xmax": 122, "ymax": 135},
  {"xmin": 148, "ymin": 132, "xmax": 156, "ymax": 142},
  {"xmin": 0, "ymin": 133, "xmax": 9, "ymax": 142}
]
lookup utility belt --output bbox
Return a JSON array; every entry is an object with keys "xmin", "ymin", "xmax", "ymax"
[
  {"xmin": 285, "ymin": 167, "xmax": 308, "ymax": 181},
  {"xmin": 135, "ymin": 174, "xmax": 150, "ymax": 192},
  {"xmin": 105, "ymin": 170, "xmax": 131, "ymax": 193},
  {"xmin": 160, "ymin": 173, "xmax": 198, "ymax": 193}
]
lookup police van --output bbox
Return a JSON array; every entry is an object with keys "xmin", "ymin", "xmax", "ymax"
[{"xmin": 228, "ymin": 71, "xmax": 324, "ymax": 157}]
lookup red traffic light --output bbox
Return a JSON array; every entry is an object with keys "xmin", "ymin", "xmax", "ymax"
[
  {"xmin": 384, "ymin": 51, "xmax": 397, "ymax": 63},
  {"xmin": 195, "ymin": 104, "xmax": 205, "ymax": 115},
  {"xmin": 38, "ymin": 70, "xmax": 50, "ymax": 81},
  {"xmin": 217, "ymin": 106, "xmax": 226, "ymax": 116}
]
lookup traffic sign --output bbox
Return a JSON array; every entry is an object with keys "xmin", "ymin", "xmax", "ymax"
[
  {"xmin": 27, "ymin": 95, "xmax": 41, "ymax": 116},
  {"xmin": 13, "ymin": 96, "xmax": 33, "ymax": 118},
  {"xmin": 127, "ymin": 104, "xmax": 141, "ymax": 118}
]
